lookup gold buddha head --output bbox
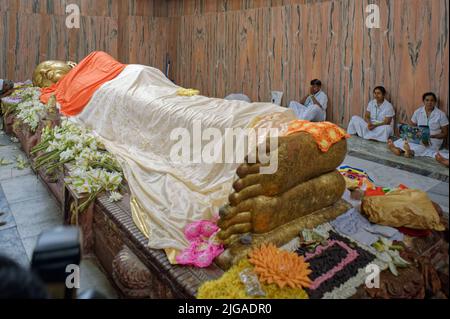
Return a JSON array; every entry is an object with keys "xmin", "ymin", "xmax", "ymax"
[{"xmin": 32, "ymin": 60, "xmax": 77, "ymax": 88}]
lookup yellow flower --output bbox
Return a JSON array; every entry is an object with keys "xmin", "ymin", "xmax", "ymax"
[{"xmin": 197, "ymin": 259, "xmax": 309, "ymax": 299}]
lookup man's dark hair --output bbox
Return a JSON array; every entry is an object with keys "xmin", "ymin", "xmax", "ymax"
[
  {"xmin": 0, "ymin": 255, "xmax": 48, "ymax": 299},
  {"xmin": 373, "ymin": 86, "xmax": 387, "ymax": 96},
  {"xmin": 422, "ymin": 92, "xmax": 437, "ymax": 102},
  {"xmin": 310, "ymin": 79, "xmax": 322, "ymax": 86}
]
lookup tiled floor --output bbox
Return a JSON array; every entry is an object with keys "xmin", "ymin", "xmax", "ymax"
[
  {"xmin": 0, "ymin": 130, "xmax": 117, "ymax": 299},
  {"xmin": 347, "ymin": 136, "xmax": 449, "ymax": 182}
]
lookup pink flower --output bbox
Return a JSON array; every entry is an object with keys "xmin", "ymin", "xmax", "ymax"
[
  {"xmin": 200, "ymin": 222, "xmax": 219, "ymax": 238},
  {"xmin": 184, "ymin": 222, "xmax": 203, "ymax": 241},
  {"xmin": 184, "ymin": 220, "xmax": 220, "ymax": 241},
  {"xmin": 177, "ymin": 219, "xmax": 224, "ymax": 268}
]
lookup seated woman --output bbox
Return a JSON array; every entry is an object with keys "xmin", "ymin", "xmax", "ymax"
[
  {"xmin": 388, "ymin": 92, "xmax": 449, "ymax": 160},
  {"xmin": 347, "ymin": 86, "xmax": 395, "ymax": 142},
  {"xmin": 0, "ymin": 79, "xmax": 15, "ymax": 98},
  {"xmin": 289, "ymin": 79, "xmax": 328, "ymax": 122}
]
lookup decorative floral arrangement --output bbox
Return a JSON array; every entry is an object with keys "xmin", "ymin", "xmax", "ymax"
[
  {"xmin": 2, "ymin": 85, "xmax": 45, "ymax": 132},
  {"xmin": 6, "ymin": 86, "xmax": 40, "ymax": 104},
  {"xmin": 16, "ymin": 97, "xmax": 47, "ymax": 132},
  {"xmin": 66, "ymin": 167, "xmax": 123, "ymax": 212},
  {"xmin": 13, "ymin": 80, "xmax": 33, "ymax": 89},
  {"xmin": 1, "ymin": 96, "xmax": 23, "ymax": 106},
  {"xmin": 303, "ymin": 240, "xmax": 359, "ymax": 290},
  {"xmin": 1, "ymin": 86, "xmax": 40, "ymax": 118},
  {"xmin": 248, "ymin": 243, "xmax": 312, "ymax": 289},
  {"xmin": 294, "ymin": 230, "xmax": 380, "ymax": 299},
  {"xmin": 176, "ymin": 220, "xmax": 224, "ymax": 268},
  {"xmin": 197, "ymin": 259, "xmax": 309, "ymax": 299},
  {"xmin": 32, "ymin": 118, "xmax": 124, "ymax": 212}
]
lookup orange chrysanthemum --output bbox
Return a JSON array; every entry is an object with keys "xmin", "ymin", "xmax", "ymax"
[{"xmin": 248, "ymin": 243, "xmax": 313, "ymax": 289}]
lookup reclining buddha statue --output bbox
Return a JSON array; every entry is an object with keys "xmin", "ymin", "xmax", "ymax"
[
  {"xmin": 33, "ymin": 60, "xmax": 77, "ymax": 88},
  {"xmin": 35, "ymin": 51, "xmax": 350, "ymax": 269}
]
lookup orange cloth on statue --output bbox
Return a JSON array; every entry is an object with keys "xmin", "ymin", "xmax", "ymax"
[
  {"xmin": 284, "ymin": 120, "xmax": 350, "ymax": 152},
  {"xmin": 40, "ymin": 51, "xmax": 126, "ymax": 116}
]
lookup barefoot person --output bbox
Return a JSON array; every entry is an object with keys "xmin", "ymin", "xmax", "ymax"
[
  {"xmin": 388, "ymin": 92, "xmax": 449, "ymax": 159},
  {"xmin": 347, "ymin": 86, "xmax": 395, "ymax": 142},
  {"xmin": 289, "ymin": 79, "xmax": 328, "ymax": 122}
]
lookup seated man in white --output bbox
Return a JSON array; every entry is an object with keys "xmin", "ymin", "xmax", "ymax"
[
  {"xmin": 289, "ymin": 79, "xmax": 328, "ymax": 122},
  {"xmin": 347, "ymin": 86, "xmax": 395, "ymax": 142}
]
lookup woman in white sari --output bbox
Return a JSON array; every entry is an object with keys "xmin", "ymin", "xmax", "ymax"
[
  {"xmin": 347, "ymin": 86, "xmax": 395, "ymax": 142},
  {"xmin": 388, "ymin": 92, "xmax": 449, "ymax": 160}
]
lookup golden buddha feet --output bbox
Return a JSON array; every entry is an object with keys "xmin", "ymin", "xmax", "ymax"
[
  {"xmin": 218, "ymin": 170, "xmax": 346, "ymax": 245},
  {"xmin": 230, "ymin": 132, "xmax": 347, "ymax": 204},
  {"xmin": 218, "ymin": 132, "xmax": 348, "ymax": 247}
]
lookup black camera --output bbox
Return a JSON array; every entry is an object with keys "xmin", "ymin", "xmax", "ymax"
[{"xmin": 31, "ymin": 226, "xmax": 82, "ymax": 299}]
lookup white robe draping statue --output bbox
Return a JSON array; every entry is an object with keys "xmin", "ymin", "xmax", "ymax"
[{"xmin": 74, "ymin": 64, "xmax": 296, "ymax": 256}]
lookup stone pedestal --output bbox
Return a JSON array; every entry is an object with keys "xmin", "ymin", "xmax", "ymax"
[
  {"xmin": 112, "ymin": 246, "xmax": 175, "ymax": 299},
  {"xmin": 12, "ymin": 121, "xmax": 41, "ymax": 157}
]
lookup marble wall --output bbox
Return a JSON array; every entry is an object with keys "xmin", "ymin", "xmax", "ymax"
[
  {"xmin": 1, "ymin": 0, "xmax": 448, "ymax": 125},
  {"xmin": 163, "ymin": 0, "xmax": 449, "ymax": 124},
  {"xmin": 0, "ymin": 0, "xmax": 119, "ymax": 82},
  {"xmin": 164, "ymin": 0, "xmax": 328, "ymax": 17}
]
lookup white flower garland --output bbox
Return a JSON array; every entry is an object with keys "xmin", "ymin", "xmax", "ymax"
[
  {"xmin": 33, "ymin": 119, "xmax": 124, "ymax": 212},
  {"xmin": 15, "ymin": 88, "xmax": 45, "ymax": 132}
]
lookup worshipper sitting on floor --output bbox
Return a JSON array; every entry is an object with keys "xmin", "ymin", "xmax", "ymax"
[
  {"xmin": 288, "ymin": 79, "xmax": 328, "ymax": 122},
  {"xmin": 388, "ymin": 92, "xmax": 449, "ymax": 161},
  {"xmin": 0, "ymin": 79, "xmax": 15, "ymax": 98},
  {"xmin": 347, "ymin": 86, "xmax": 395, "ymax": 142}
]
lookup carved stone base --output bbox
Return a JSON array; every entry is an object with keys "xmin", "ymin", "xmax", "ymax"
[
  {"xmin": 2, "ymin": 113, "xmax": 15, "ymax": 135},
  {"xmin": 12, "ymin": 121, "xmax": 41, "ymax": 156},
  {"xmin": 215, "ymin": 199, "xmax": 352, "ymax": 270},
  {"xmin": 112, "ymin": 246, "xmax": 174, "ymax": 299}
]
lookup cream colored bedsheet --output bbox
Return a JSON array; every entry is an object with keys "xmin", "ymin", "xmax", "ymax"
[{"xmin": 75, "ymin": 64, "xmax": 295, "ymax": 252}]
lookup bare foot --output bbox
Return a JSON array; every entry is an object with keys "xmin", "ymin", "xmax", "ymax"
[
  {"xmin": 403, "ymin": 140, "xmax": 414, "ymax": 158},
  {"xmin": 387, "ymin": 139, "xmax": 402, "ymax": 156},
  {"xmin": 435, "ymin": 153, "xmax": 449, "ymax": 168}
]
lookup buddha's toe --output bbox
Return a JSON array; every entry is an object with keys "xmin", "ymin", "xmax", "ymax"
[
  {"xmin": 233, "ymin": 174, "xmax": 261, "ymax": 192},
  {"xmin": 217, "ymin": 212, "xmax": 251, "ymax": 230},
  {"xmin": 236, "ymin": 163, "xmax": 261, "ymax": 178},
  {"xmin": 217, "ymin": 223, "xmax": 252, "ymax": 240},
  {"xmin": 229, "ymin": 184, "xmax": 264, "ymax": 206}
]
